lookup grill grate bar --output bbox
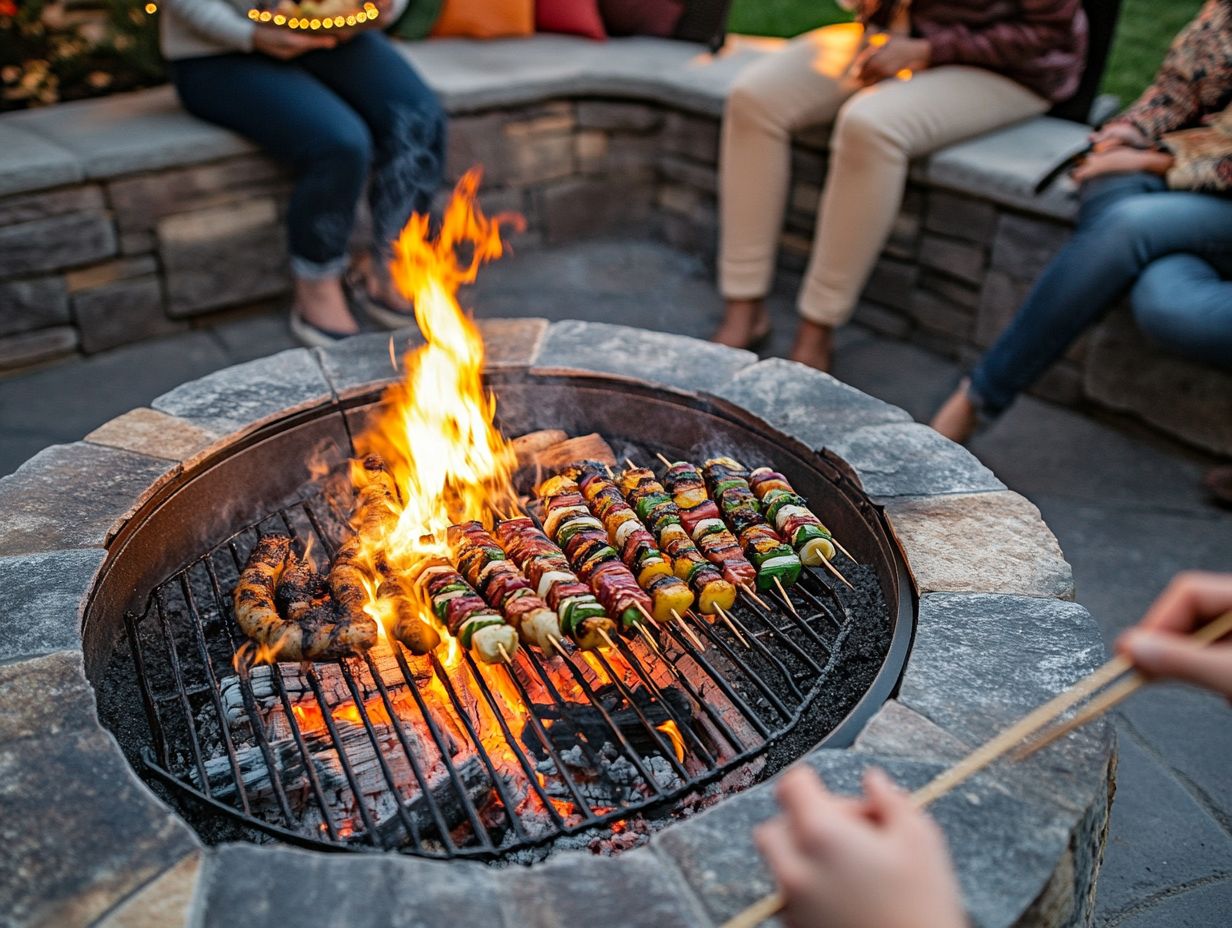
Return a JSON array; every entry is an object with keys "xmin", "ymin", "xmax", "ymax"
[
  {"xmin": 684, "ymin": 610, "xmax": 794, "ymax": 722},
  {"xmin": 152, "ymin": 587, "xmax": 213, "ymax": 799}
]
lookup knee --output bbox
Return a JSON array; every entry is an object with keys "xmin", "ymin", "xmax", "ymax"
[
  {"xmin": 1091, "ymin": 195, "xmax": 1160, "ymax": 249},
  {"xmin": 310, "ymin": 121, "xmax": 373, "ymax": 174},
  {"xmin": 725, "ymin": 69, "xmax": 788, "ymax": 132},
  {"xmin": 1131, "ymin": 254, "xmax": 1209, "ymax": 337},
  {"xmin": 832, "ymin": 96, "xmax": 900, "ymax": 154}
]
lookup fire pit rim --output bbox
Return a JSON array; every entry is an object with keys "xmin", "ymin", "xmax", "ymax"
[{"xmin": 0, "ymin": 318, "xmax": 1109, "ymax": 928}]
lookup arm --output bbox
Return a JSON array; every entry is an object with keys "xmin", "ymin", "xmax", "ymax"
[
  {"xmin": 1162, "ymin": 130, "xmax": 1232, "ymax": 193},
  {"xmin": 164, "ymin": 0, "xmax": 256, "ymax": 52},
  {"xmin": 924, "ymin": 0, "xmax": 1081, "ymax": 73},
  {"xmin": 1111, "ymin": 0, "xmax": 1222, "ymax": 139}
]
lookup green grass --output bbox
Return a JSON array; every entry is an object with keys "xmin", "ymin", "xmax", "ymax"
[{"xmin": 726, "ymin": 0, "xmax": 1204, "ymax": 108}]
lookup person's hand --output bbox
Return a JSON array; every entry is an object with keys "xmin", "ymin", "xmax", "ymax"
[
  {"xmin": 854, "ymin": 34, "xmax": 931, "ymax": 85},
  {"xmin": 754, "ymin": 767, "xmax": 967, "ymax": 928},
  {"xmin": 1117, "ymin": 572, "xmax": 1232, "ymax": 699},
  {"xmin": 1071, "ymin": 147, "xmax": 1173, "ymax": 182},
  {"xmin": 1089, "ymin": 122, "xmax": 1150, "ymax": 152},
  {"xmin": 252, "ymin": 23, "xmax": 337, "ymax": 58}
]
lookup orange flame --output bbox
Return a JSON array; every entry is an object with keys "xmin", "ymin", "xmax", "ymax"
[
  {"xmin": 291, "ymin": 698, "xmax": 393, "ymax": 733},
  {"xmin": 656, "ymin": 720, "xmax": 686, "ymax": 763},
  {"xmin": 349, "ymin": 168, "xmax": 524, "ymax": 654}
]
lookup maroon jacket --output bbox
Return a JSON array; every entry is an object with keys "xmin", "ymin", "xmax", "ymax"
[{"xmin": 862, "ymin": 1, "xmax": 1088, "ymax": 103}]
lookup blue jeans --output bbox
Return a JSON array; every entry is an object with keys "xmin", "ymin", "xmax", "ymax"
[
  {"xmin": 171, "ymin": 32, "xmax": 445, "ymax": 278},
  {"xmin": 970, "ymin": 173, "xmax": 1232, "ymax": 416}
]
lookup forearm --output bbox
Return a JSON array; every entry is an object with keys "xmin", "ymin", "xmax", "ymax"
[{"xmin": 164, "ymin": 0, "xmax": 255, "ymax": 52}]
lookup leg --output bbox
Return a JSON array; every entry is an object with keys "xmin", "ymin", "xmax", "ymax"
[
  {"xmin": 300, "ymin": 32, "xmax": 446, "ymax": 255},
  {"xmin": 794, "ymin": 66, "xmax": 1048, "ymax": 370},
  {"xmin": 714, "ymin": 24, "xmax": 864, "ymax": 347},
  {"xmin": 1132, "ymin": 254, "xmax": 1232, "ymax": 368},
  {"xmin": 171, "ymin": 54, "xmax": 373, "ymax": 334}
]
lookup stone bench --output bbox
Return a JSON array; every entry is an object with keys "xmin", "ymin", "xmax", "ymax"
[{"xmin": 1, "ymin": 34, "xmax": 1228, "ymax": 456}]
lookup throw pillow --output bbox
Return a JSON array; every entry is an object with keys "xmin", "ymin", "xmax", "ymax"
[
  {"xmin": 598, "ymin": 0, "xmax": 684, "ymax": 37},
  {"xmin": 432, "ymin": 0, "xmax": 535, "ymax": 38}
]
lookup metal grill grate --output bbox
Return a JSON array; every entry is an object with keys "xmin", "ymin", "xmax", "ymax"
[{"xmin": 123, "ymin": 488, "xmax": 861, "ymax": 860}]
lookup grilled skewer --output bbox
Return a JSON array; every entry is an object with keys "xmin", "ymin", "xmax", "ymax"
[
  {"xmin": 448, "ymin": 520, "xmax": 562, "ymax": 653},
  {"xmin": 702, "ymin": 457, "xmax": 802, "ymax": 591},
  {"xmin": 538, "ymin": 474, "xmax": 654, "ymax": 638},
  {"xmin": 414, "ymin": 559, "xmax": 519, "ymax": 664},
  {"xmin": 747, "ymin": 467, "xmax": 843, "ymax": 566},
  {"xmin": 562, "ymin": 461, "xmax": 697, "ymax": 622},
  {"xmin": 617, "ymin": 465, "xmax": 737, "ymax": 615},
  {"xmin": 494, "ymin": 517, "xmax": 615, "ymax": 650},
  {"xmin": 661, "ymin": 461, "xmax": 759, "ymax": 590}
]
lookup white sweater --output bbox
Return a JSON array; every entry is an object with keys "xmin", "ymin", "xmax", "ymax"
[{"xmin": 160, "ymin": 0, "xmax": 409, "ymax": 61}]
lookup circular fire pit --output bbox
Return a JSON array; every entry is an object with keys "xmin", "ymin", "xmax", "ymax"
[{"xmin": 0, "ymin": 320, "xmax": 1112, "ymax": 928}]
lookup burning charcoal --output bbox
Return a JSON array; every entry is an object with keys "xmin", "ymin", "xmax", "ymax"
[
  {"xmin": 373, "ymin": 754, "xmax": 491, "ymax": 848},
  {"xmin": 521, "ymin": 685, "xmax": 696, "ymax": 762}
]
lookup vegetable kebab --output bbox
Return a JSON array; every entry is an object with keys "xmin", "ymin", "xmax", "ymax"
[
  {"xmin": 701, "ymin": 457, "xmax": 802, "ymax": 590},
  {"xmin": 617, "ymin": 465, "xmax": 738, "ymax": 615},
  {"xmin": 660, "ymin": 461, "xmax": 758, "ymax": 591},
  {"xmin": 747, "ymin": 468, "xmax": 840, "ymax": 566},
  {"xmin": 563, "ymin": 461, "xmax": 696, "ymax": 622},
  {"xmin": 413, "ymin": 560, "xmax": 519, "ymax": 664},
  {"xmin": 448, "ymin": 521, "xmax": 562, "ymax": 653},
  {"xmin": 494, "ymin": 517, "xmax": 616, "ymax": 650},
  {"xmin": 538, "ymin": 475, "xmax": 657, "ymax": 640}
]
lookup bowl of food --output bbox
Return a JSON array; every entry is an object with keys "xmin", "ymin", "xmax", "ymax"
[{"xmin": 247, "ymin": 0, "xmax": 380, "ymax": 32}]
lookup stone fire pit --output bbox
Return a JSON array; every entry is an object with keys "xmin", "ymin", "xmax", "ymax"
[{"xmin": 0, "ymin": 319, "xmax": 1112, "ymax": 927}]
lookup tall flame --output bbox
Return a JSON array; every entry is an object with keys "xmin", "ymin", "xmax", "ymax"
[{"xmin": 351, "ymin": 168, "xmax": 523, "ymax": 650}]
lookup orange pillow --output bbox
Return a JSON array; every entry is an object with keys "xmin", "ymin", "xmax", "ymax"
[{"xmin": 432, "ymin": 0, "xmax": 534, "ymax": 38}]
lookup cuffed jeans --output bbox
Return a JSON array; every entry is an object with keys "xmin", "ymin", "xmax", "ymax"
[
  {"xmin": 171, "ymin": 32, "xmax": 445, "ymax": 278},
  {"xmin": 970, "ymin": 173, "xmax": 1232, "ymax": 416}
]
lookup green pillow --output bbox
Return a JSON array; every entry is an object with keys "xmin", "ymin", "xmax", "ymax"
[{"xmin": 389, "ymin": 0, "xmax": 444, "ymax": 39}]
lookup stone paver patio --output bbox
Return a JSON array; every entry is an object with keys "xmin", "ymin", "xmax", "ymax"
[{"xmin": 0, "ymin": 237, "xmax": 1228, "ymax": 925}]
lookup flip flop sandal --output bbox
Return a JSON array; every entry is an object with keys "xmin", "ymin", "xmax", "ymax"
[
  {"xmin": 289, "ymin": 310, "xmax": 357, "ymax": 349},
  {"xmin": 345, "ymin": 272, "xmax": 416, "ymax": 330}
]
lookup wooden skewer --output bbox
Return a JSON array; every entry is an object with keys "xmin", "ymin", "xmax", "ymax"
[
  {"xmin": 656, "ymin": 452, "xmax": 674, "ymax": 469},
  {"xmin": 819, "ymin": 555, "xmax": 855, "ymax": 590},
  {"xmin": 773, "ymin": 576, "xmax": 800, "ymax": 619},
  {"xmin": 832, "ymin": 538, "xmax": 857, "ymax": 563},
  {"xmin": 496, "ymin": 643, "xmax": 512, "ymax": 665},
  {"xmin": 547, "ymin": 633, "xmax": 566, "ymax": 656},
  {"xmin": 740, "ymin": 584, "xmax": 772, "ymax": 612},
  {"xmin": 604, "ymin": 463, "xmax": 616, "ymax": 479},
  {"xmin": 635, "ymin": 601, "xmax": 661, "ymax": 627},
  {"xmin": 715, "ymin": 605, "xmax": 750, "ymax": 648},
  {"xmin": 598, "ymin": 627, "xmax": 618, "ymax": 652},
  {"xmin": 637, "ymin": 623, "xmax": 663, "ymax": 655},
  {"xmin": 671, "ymin": 608, "xmax": 706, "ymax": 651},
  {"xmin": 625, "ymin": 458, "xmax": 639, "ymax": 470},
  {"xmin": 719, "ymin": 609, "xmax": 1232, "ymax": 928}
]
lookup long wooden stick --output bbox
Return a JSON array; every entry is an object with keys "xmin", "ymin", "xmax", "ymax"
[{"xmin": 720, "ymin": 610, "xmax": 1232, "ymax": 928}]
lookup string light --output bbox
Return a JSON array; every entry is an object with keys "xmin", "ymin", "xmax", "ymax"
[
  {"xmin": 247, "ymin": 3, "xmax": 380, "ymax": 29},
  {"xmin": 144, "ymin": 2, "xmax": 158, "ymax": 13}
]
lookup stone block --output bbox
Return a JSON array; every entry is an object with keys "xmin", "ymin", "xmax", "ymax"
[
  {"xmin": 504, "ymin": 130, "xmax": 575, "ymax": 186},
  {"xmin": 974, "ymin": 268, "xmax": 1032, "ymax": 348},
  {"xmin": 920, "ymin": 269, "xmax": 980, "ymax": 311},
  {"xmin": 853, "ymin": 699, "xmax": 968, "ymax": 764},
  {"xmin": 0, "ymin": 666, "xmax": 199, "ymax": 927},
  {"xmin": 990, "ymin": 212, "xmax": 1072, "ymax": 282},
  {"xmin": 120, "ymin": 230, "xmax": 155, "ymax": 255},
  {"xmin": 712, "ymin": 357, "xmax": 911, "ymax": 450},
  {"xmin": 884, "ymin": 208, "xmax": 920, "ymax": 259},
  {"xmin": 924, "ymin": 189, "xmax": 999, "ymax": 242},
  {"xmin": 505, "ymin": 848, "xmax": 708, "ymax": 928},
  {"xmin": 577, "ymin": 100, "xmax": 663, "ymax": 132},
  {"xmin": 575, "ymin": 129, "xmax": 608, "ymax": 173},
  {"xmin": 0, "ymin": 212, "xmax": 116, "ymax": 276},
  {"xmin": 790, "ymin": 144, "xmax": 827, "ymax": 180},
  {"xmin": 0, "ymin": 549, "xmax": 105, "ymax": 662},
  {"xmin": 0, "ymin": 325, "xmax": 79, "ymax": 371},
  {"xmin": 883, "ymin": 491, "xmax": 1073, "ymax": 598},
  {"xmin": 1084, "ymin": 310, "xmax": 1232, "ymax": 456},
  {"xmin": 541, "ymin": 176, "xmax": 654, "ymax": 243},
  {"xmin": 65, "ymin": 255, "xmax": 158, "ymax": 293},
  {"xmin": 446, "ymin": 112, "xmax": 507, "ymax": 183},
  {"xmin": 0, "ymin": 651, "xmax": 99, "ymax": 743},
  {"xmin": 658, "ymin": 153, "xmax": 718, "ymax": 194},
  {"xmin": 159, "ymin": 198, "xmax": 288, "ymax": 317},
  {"xmin": 152, "ymin": 347, "xmax": 332, "ymax": 436},
  {"xmin": 536, "ymin": 320, "xmax": 756, "ymax": 393},
  {"xmin": 0, "ymin": 184, "xmax": 103, "ymax": 226},
  {"xmin": 661, "ymin": 110, "xmax": 720, "ymax": 163},
  {"xmin": 911, "ymin": 288, "xmax": 974, "ymax": 343},
  {"xmin": 0, "ymin": 276, "xmax": 70, "ymax": 336},
  {"xmin": 599, "ymin": 133, "xmax": 659, "ymax": 178},
  {"xmin": 852, "ymin": 299, "xmax": 913, "ymax": 339},
  {"xmin": 918, "ymin": 233, "xmax": 986, "ymax": 285},
  {"xmin": 200, "ymin": 844, "xmax": 503, "ymax": 928},
  {"xmin": 862, "ymin": 256, "xmax": 917, "ymax": 312},
  {"xmin": 0, "ymin": 442, "xmax": 174, "ymax": 555},
  {"xmin": 657, "ymin": 183, "xmax": 706, "ymax": 217},
  {"xmin": 314, "ymin": 330, "xmax": 425, "ymax": 399},
  {"xmin": 107, "ymin": 154, "xmax": 286, "ymax": 233},
  {"xmin": 98, "ymin": 852, "xmax": 202, "ymax": 928},
  {"xmin": 476, "ymin": 316, "xmax": 548, "ymax": 369},
  {"xmin": 824, "ymin": 422, "xmax": 1005, "ymax": 498},
  {"xmin": 73, "ymin": 276, "xmax": 181, "ymax": 354},
  {"xmin": 86, "ymin": 407, "xmax": 221, "ymax": 463},
  {"xmin": 0, "ymin": 124, "xmax": 82, "ymax": 196}
]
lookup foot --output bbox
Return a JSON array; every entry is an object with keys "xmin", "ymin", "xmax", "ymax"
[
  {"xmin": 294, "ymin": 277, "xmax": 359, "ymax": 335},
  {"xmin": 930, "ymin": 382, "xmax": 980, "ymax": 444},
  {"xmin": 787, "ymin": 320, "xmax": 834, "ymax": 372},
  {"xmin": 1203, "ymin": 465, "xmax": 1232, "ymax": 508},
  {"xmin": 712, "ymin": 298, "xmax": 771, "ymax": 349},
  {"xmin": 355, "ymin": 252, "xmax": 413, "ymax": 315}
]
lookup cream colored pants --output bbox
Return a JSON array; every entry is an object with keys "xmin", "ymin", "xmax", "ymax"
[{"xmin": 718, "ymin": 24, "xmax": 1050, "ymax": 327}]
